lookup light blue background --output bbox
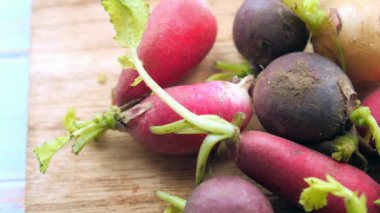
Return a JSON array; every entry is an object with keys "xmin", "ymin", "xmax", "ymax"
[{"xmin": 0, "ymin": 0, "xmax": 31, "ymax": 212}]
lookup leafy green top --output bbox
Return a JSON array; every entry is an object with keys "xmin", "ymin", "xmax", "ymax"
[
  {"xmin": 299, "ymin": 175, "xmax": 367, "ymax": 213},
  {"xmin": 101, "ymin": 0, "xmax": 149, "ymax": 49},
  {"xmin": 281, "ymin": 0, "xmax": 328, "ymax": 34}
]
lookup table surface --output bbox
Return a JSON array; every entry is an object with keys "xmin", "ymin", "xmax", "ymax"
[{"xmin": 26, "ymin": 0, "xmax": 380, "ymax": 212}]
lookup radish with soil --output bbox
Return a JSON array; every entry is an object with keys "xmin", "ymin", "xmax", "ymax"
[
  {"xmin": 112, "ymin": 0, "xmax": 217, "ymax": 106},
  {"xmin": 156, "ymin": 176, "xmax": 274, "ymax": 213},
  {"xmin": 253, "ymin": 52, "xmax": 380, "ymax": 148}
]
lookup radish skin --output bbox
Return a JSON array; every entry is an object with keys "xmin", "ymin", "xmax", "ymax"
[
  {"xmin": 156, "ymin": 176, "xmax": 274, "ymax": 213},
  {"xmin": 313, "ymin": 0, "xmax": 380, "ymax": 85},
  {"xmin": 127, "ymin": 81, "xmax": 253, "ymax": 155},
  {"xmin": 112, "ymin": 0, "xmax": 217, "ymax": 106},
  {"xmin": 34, "ymin": 80, "xmax": 253, "ymax": 173},
  {"xmin": 234, "ymin": 131, "xmax": 380, "ymax": 213},
  {"xmin": 363, "ymin": 89, "xmax": 380, "ymax": 125},
  {"xmin": 184, "ymin": 176, "xmax": 273, "ymax": 213}
]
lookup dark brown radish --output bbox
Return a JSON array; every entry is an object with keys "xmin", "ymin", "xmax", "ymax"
[
  {"xmin": 156, "ymin": 176, "xmax": 273, "ymax": 213},
  {"xmin": 112, "ymin": 0, "xmax": 217, "ymax": 106},
  {"xmin": 233, "ymin": 0, "xmax": 309, "ymax": 67},
  {"xmin": 253, "ymin": 52, "xmax": 356, "ymax": 143}
]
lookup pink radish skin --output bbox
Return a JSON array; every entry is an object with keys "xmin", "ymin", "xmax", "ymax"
[
  {"xmin": 112, "ymin": 0, "xmax": 217, "ymax": 106},
  {"xmin": 185, "ymin": 176, "xmax": 273, "ymax": 213},
  {"xmin": 234, "ymin": 131, "xmax": 380, "ymax": 213},
  {"xmin": 126, "ymin": 81, "xmax": 253, "ymax": 155},
  {"xmin": 363, "ymin": 89, "xmax": 380, "ymax": 125}
]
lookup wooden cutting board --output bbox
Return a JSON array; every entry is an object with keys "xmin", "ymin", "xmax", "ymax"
[{"xmin": 26, "ymin": 0, "xmax": 379, "ymax": 212}]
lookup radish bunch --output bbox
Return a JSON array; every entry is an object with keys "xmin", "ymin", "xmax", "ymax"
[{"xmin": 34, "ymin": 0, "xmax": 380, "ymax": 212}]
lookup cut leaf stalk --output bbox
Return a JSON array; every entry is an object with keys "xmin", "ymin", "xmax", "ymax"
[
  {"xmin": 155, "ymin": 191, "xmax": 186, "ymax": 212},
  {"xmin": 299, "ymin": 174, "xmax": 367, "ymax": 213},
  {"xmin": 33, "ymin": 104, "xmax": 150, "ymax": 173},
  {"xmin": 350, "ymin": 106, "xmax": 380, "ymax": 156}
]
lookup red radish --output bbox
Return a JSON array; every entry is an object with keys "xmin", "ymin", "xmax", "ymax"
[
  {"xmin": 34, "ymin": 79, "xmax": 253, "ymax": 172},
  {"xmin": 112, "ymin": 0, "xmax": 217, "ymax": 106},
  {"xmin": 194, "ymin": 131, "xmax": 380, "ymax": 212},
  {"xmin": 363, "ymin": 89, "xmax": 380, "ymax": 125},
  {"xmin": 233, "ymin": 131, "xmax": 380, "ymax": 213},
  {"xmin": 356, "ymin": 88, "xmax": 380, "ymax": 156},
  {"xmin": 126, "ymin": 80, "xmax": 253, "ymax": 155}
]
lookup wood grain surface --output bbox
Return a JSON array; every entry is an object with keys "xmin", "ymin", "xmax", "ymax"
[{"xmin": 26, "ymin": 0, "xmax": 379, "ymax": 212}]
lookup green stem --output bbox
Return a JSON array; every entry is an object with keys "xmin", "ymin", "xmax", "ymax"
[
  {"xmin": 354, "ymin": 148, "xmax": 369, "ymax": 172},
  {"xmin": 215, "ymin": 60, "xmax": 254, "ymax": 76},
  {"xmin": 331, "ymin": 134, "xmax": 357, "ymax": 163},
  {"xmin": 281, "ymin": 0, "xmax": 328, "ymax": 34},
  {"xmin": 33, "ymin": 104, "xmax": 150, "ymax": 173},
  {"xmin": 300, "ymin": 175, "xmax": 368, "ymax": 213},
  {"xmin": 375, "ymin": 199, "xmax": 380, "ymax": 206},
  {"xmin": 281, "ymin": 0, "xmax": 346, "ymax": 70},
  {"xmin": 207, "ymin": 60, "xmax": 255, "ymax": 81},
  {"xmin": 331, "ymin": 28, "xmax": 347, "ymax": 71},
  {"xmin": 206, "ymin": 73, "xmax": 236, "ymax": 82},
  {"xmin": 195, "ymin": 134, "xmax": 230, "ymax": 185},
  {"xmin": 163, "ymin": 206, "xmax": 182, "ymax": 213},
  {"xmin": 330, "ymin": 132, "xmax": 368, "ymax": 171},
  {"xmin": 131, "ymin": 49, "xmax": 237, "ymax": 137},
  {"xmin": 350, "ymin": 106, "xmax": 380, "ymax": 155},
  {"xmin": 72, "ymin": 126, "xmax": 107, "ymax": 154},
  {"xmin": 150, "ymin": 115, "xmax": 230, "ymax": 135},
  {"xmin": 155, "ymin": 191, "xmax": 186, "ymax": 211}
]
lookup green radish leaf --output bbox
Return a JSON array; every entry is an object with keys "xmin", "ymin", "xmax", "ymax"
[
  {"xmin": 102, "ymin": 0, "xmax": 149, "ymax": 87},
  {"xmin": 101, "ymin": 0, "xmax": 149, "ymax": 48},
  {"xmin": 375, "ymin": 199, "xmax": 380, "ymax": 205},
  {"xmin": 131, "ymin": 76, "xmax": 143, "ymax": 87},
  {"xmin": 118, "ymin": 55, "xmax": 136, "ymax": 69},
  {"xmin": 64, "ymin": 107, "xmax": 78, "ymax": 133},
  {"xmin": 34, "ymin": 135, "xmax": 71, "ymax": 173},
  {"xmin": 299, "ymin": 175, "xmax": 367, "ymax": 213},
  {"xmin": 281, "ymin": 0, "xmax": 327, "ymax": 34},
  {"xmin": 118, "ymin": 48, "xmax": 142, "ymax": 86}
]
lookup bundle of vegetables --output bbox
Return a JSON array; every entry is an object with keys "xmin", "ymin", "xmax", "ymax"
[
  {"xmin": 34, "ymin": 0, "xmax": 380, "ymax": 212},
  {"xmin": 34, "ymin": 0, "xmax": 255, "ymax": 173}
]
